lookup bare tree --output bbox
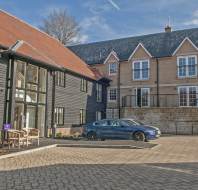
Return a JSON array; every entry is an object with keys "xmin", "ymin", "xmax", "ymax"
[{"xmin": 40, "ymin": 9, "xmax": 81, "ymax": 45}]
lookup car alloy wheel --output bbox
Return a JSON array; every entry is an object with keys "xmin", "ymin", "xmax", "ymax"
[
  {"xmin": 87, "ymin": 132, "xmax": 97, "ymax": 141},
  {"xmin": 133, "ymin": 131, "xmax": 145, "ymax": 141}
]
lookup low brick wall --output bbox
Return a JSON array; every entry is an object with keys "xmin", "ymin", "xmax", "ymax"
[{"xmin": 121, "ymin": 107, "xmax": 198, "ymax": 135}]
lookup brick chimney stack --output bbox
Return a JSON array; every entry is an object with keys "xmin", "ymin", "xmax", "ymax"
[{"xmin": 165, "ymin": 25, "xmax": 172, "ymax": 32}]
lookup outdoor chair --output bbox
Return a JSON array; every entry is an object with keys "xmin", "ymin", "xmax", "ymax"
[
  {"xmin": 22, "ymin": 128, "xmax": 40, "ymax": 146},
  {"xmin": 7, "ymin": 129, "xmax": 27, "ymax": 149}
]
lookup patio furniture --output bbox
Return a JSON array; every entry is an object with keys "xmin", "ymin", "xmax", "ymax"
[
  {"xmin": 7, "ymin": 129, "xmax": 27, "ymax": 149},
  {"xmin": 22, "ymin": 128, "xmax": 40, "ymax": 146}
]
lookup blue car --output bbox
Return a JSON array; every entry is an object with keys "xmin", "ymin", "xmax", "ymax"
[{"xmin": 82, "ymin": 119, "xmax": 160, "ymax": 141}]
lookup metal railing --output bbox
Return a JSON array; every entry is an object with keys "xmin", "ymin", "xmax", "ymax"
[{"xmin": 122, "ymin": 94, "xmax": 198, "ymax": 108}]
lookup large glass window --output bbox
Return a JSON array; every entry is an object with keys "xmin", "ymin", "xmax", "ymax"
[
  {"xmin": 178, "ymin": 86, "xmax": 198, "ymax": 107},
  {"xmin": 133, "ymin": 60, "xmax": 149, "ymax": 80},
  {"xmin": 177, "ymin": 56, "xmax": 197, "ymax": 78},
  {"xmin": 27, "ymin": 64, "xmax": 38, "ymax": 84},
  {"xmin": 39, "ymin": 68, "xmax": 47, "ymax": 92},
  {"xmin": 16, "ymin": 61, "xmax": 26, "ymax": 88},
  {"xmin": 14, "ymin": 61, "xmax": 47, "ymax": 132}
]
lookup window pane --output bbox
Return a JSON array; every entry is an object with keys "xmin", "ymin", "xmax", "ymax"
[
  {"xmin": 179, "ymin": 88, "xmax": 187, "ymax": 106},
  {"xmin": 26, "ymin": 91, "xmax": 37, "ymax": 103},
  {"xmin": 15, "ymin": 89, "xmax": 25, "ymax": 102},
  {"xmin": 16, "ymin": 61, "xmax": 25, "ymax": 88},
  {"xmin": 134, "ymin": 70, "xmax": 141, "ymax": 79},
  {"xmin": 178, "ymin": 58, "xmax": 186, "ymax": 77},
  {"xmin": 27, "ymin": 84, "xmax": 37, "ymax": 91},
  {"xmin": 141, "ymin": 89, "xmax": 149, "ymax": 107},
  {"xmin": 109, "ymin": 89, "xmax": 117, "ymax": 101},
  {"xmin": 39, "ymin": 94, "xmax": 46, "ymax": 104},
  {"xmin": 109, "ymin": 63, "xmax": 117, "ymax": 74},
  {"xmin": 27, "ymin": 65, "xmax": 38, "ymax": 84},
  {"xmin": 39, "ymin": 68, "xmax": 47, "ymax": 92},
  {"xmin": 188, "ymin": 57, "xmax": 196, "ymax": 76},
  {"xmin": 189, "ymin": 87, "xmax": 197, "ymax": 106}
]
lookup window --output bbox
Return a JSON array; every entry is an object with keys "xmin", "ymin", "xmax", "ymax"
[
  {"xmin": 80, "ymin": 109, "xmax": 86, "ymax": 124},
  {"xmin": 96, "ymin": 111, "xmax": 102, "ymax": 121},
  {"xmin": 106, "ymin": 109, "xmax": 118, "ymax": 119},
  {"xmin": 177, "ymin": 56, "xmax": 197, "ymax": 78},
  {"xmin": 133, "ymin": 60, "xmax": 149, "ymax": 80},
  {"xmin": 55, "ymin": 71, "xmax": 65, "ymax": 87},
  {"xmin": 135, "ymin": 88, "xmax": 150, "ymax": 107},
  {"xmin": 108, "ymin": 88, "xmax": 117, "ymax": 101},
  {"xmin": 80, "ymin": 78, "xmax": 88, "ymax": 92},
  {"xmin": 54, "ymin": 107, "xmax": 64, "ymax": 125},
  {"xmin": 109, "ymin": 62, "xmax": 117, "ymax": 75},
  {"xmin": 178, "ymin": 86, "xmax": 198, "ymax": 107},
  {"xmin": 96, "ymin": 83, "xmax": 102, "ymax": 102}
]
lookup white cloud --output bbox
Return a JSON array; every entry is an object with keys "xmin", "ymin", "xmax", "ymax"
[{"xmin": 184, "ymin": 9, "xmax": 198, "ymax": 26}]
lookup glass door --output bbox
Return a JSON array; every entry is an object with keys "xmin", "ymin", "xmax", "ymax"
[
  {"xmin": 14, "ymin": 103, "xmax": 24, "ymax": 130},
  {"xmin": 26, "ymin": 105, "xmax": 36, "ymax": 129}
]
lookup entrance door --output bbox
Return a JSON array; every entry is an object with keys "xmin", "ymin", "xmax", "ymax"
[
  {"xmin": 14, "ymin": 103, "xmax": 24, "ymax": 130},
  {"xmin": 26, "ymin": 105, "xmax": 36, "ymax": 129}
]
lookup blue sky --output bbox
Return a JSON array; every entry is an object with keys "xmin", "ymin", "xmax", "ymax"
[{"xmin": 1, "ymin": 0, "xmax": 198, "ymax": 43}]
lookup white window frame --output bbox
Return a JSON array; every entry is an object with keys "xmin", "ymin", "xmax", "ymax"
[
  {"xmin": 109, "ymin": 62, "xmax": 118, "ymax": 76},
  {"xmin": 96, "ymin": 111, "xmax": 102, "ymax": 121},
  {"xmin": 177, "ymin": 55, "xmax": 197, "ymax": 78},
  {"xmin": 178, "ymin": 86, "xmax": 198, "ymax": 107},
  {"xmin": 108, "ymin": 88, "xmax": 117, "ymax": 102},
  {"xmin": 132, "ymin": 59, "xmax": 150, "ymax": 80},
  {"xmin": 135, "ymin": 88, "xmax": 150, "ymax": 107}
]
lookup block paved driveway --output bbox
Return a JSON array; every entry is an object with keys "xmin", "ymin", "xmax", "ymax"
[{"xmin": 0, "ymin": 136, "xmax": 198, "ymax": 190}]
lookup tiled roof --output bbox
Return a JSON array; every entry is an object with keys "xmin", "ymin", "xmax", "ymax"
[
  {"xmin": 0, "ymin": 10, "xmax": 96, "ymax": 80},
  {"xmin": 68, "ymin": 28, "xmax": 198, "ymax": 65}
]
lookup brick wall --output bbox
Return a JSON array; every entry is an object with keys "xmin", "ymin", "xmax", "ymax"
[{"xmin": 122, "ymin": 107, "xmax": 198, "ymax": 135}]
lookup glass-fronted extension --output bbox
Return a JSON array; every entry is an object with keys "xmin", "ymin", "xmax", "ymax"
[{"xmin": 4, "ymin": 59, "xmax": 47, "ymax": 136}]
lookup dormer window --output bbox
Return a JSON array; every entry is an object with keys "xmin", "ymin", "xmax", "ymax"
[
  {"xmin": 177, "ymin": 55, "xmax": 197, "ymax": 78},
  {"xmin": 109, "ymin": 62, "xmax": 117, "ymax": 75}
]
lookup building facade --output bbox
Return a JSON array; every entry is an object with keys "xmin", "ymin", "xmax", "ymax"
[
  {"xmin": 69, "ymin": 27, "xmax": 198, "ymax": 134},
  {"xmin": 0, "ymin": 10, "xmax": 108, "ymax": 137}
]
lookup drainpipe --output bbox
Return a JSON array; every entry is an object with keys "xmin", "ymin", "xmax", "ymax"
[
  {"xmin": 156, "ymin": 58, "xmax": 160, "ymax": 107},
  {"xmin": 117, "ymin": 61, "xmax": 121, "ymax": 119},
  {"xmin": 51, "ymin": 71, "xmax": 56, "ymax": 138}
]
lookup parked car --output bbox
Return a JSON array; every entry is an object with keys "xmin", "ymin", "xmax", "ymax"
[
  {"xmin": 82, "ymin": 119, "xmax": 161, "ymax": 142},
  {"xmin": 122, "ymin": 118, "xmax": 161, "ymax": 137}
]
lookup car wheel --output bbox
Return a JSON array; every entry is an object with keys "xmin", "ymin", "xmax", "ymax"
[
  {"xmin": 87, "ymin": 132, "xmax": 97, "ymax": 141},
  {"xmin": 133, "ymin": 131, "xmax": 146, "ymax": 141}
]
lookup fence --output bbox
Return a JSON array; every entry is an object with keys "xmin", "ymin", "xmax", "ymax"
[{"xmin": 122, "ymin": 94, "xmax": 198, "ymax": 108}]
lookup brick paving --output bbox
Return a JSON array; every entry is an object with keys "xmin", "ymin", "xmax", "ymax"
[{"xmin": 0, "ymin": 136, "xmax": 198, "ymax": 189}]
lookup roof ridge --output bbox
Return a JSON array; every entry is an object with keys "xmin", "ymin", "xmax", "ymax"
[{"xmin": 69, "ymin": 27, "xmax": 198, "ymax": 47}]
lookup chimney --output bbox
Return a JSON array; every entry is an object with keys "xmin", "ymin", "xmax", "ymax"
[
  {"xmin": 165, "ymin": 25, "xmax": 172, "ymax": 33},
  {"xmin": 165, "ymin": 16, "xmax": 172, "ymax": 32}
]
